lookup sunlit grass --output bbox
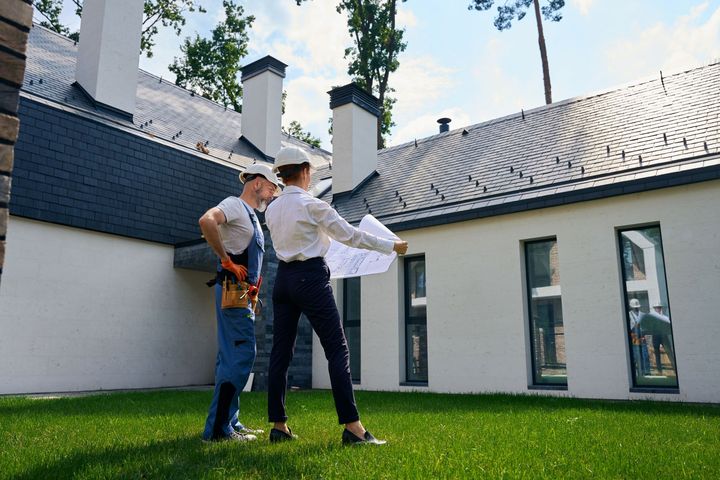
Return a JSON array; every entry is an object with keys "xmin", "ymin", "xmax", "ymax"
[{"xmin": 1, "ymin": 390, "xmax": 719, "ymax": 479}]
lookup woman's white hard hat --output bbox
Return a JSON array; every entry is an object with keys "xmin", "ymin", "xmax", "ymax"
[{"xmin": 273, "ymin": 146, "xmax": 311, "ymax": 173}]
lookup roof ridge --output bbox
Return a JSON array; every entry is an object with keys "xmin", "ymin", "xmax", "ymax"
[{"xmin": 31, "ymin": 22, "xmax": 74, "ymax": 40}]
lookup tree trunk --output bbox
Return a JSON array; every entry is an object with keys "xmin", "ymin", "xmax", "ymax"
[
  {"xmin": 533, "ymin": 0, "xmax": 552, "ymax": 104},
  {"xmin": 376, "ymin": 117, "xmax": 383, "ymax": 149}
]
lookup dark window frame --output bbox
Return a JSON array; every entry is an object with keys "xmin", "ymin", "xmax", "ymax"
[
  {"xmin": 403, "ymin": 254, "xmax": 428, "ymax": 386},
  {"xmin": 342, "ymin": 276, "xmax": 361, "ymax": 384},
  {"xmin": 617, "ymin": 224, "xmax": 679, "ymax": 391},
  {"xmin": 524, "ymin": 238, "xmax": 568, "ymax": 388}
]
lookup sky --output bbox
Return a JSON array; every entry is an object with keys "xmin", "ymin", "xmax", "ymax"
[{"xmin": 49, "ymin": 1, "xmax": 720, "ymax": 151}]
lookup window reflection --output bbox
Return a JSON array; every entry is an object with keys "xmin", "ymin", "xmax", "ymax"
[
  {"xmin": 525, "ymin": 239, "xmax": 567, "ymax": 386},
  {"xmin": 619, "ymin": 226, "xmax": 678, "ymax": 388},
  {"xmin": 405, "ymin": 257, "xmax": 428, "ymax": 383},
  {"xmin": 342, "ymin": 277, "xmax": 361, "ymax": 383}
]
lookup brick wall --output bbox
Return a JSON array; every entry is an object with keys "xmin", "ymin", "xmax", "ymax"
[{"xmin": 0, "ymin": 0, "xmax": 32, "ymax": 290}]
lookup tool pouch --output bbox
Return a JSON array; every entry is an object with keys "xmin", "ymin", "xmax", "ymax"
[{"xmin": 221, "ymin": 279, "xmax": 250, "ymax": 309}]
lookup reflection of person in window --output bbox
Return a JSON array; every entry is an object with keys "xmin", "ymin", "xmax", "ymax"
[
  {"xmin": 650, "ymin": 302, "xmax": 676, "ymax": 374},
  {"xmin": 628, "ymin": 298, "xmax": 650, "ymax": 376}
]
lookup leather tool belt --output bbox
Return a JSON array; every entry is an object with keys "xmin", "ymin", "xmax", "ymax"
[{"xmin": 221, "ymin": 278, "xmax": 251, "ymax": 309}]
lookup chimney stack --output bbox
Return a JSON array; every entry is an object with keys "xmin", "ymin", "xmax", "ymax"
[
  {"xmin": 329, "ymin": 83, "xmax": 380, "ymax": 194},
  {"xmin": 437, "ymin": 117, "xmax": 451, "ymax": 133},
  {"xmin": 74, "ymin": 0, "xmax": 144, "ymax": 119},
  {"xmin": 241, "ymin": 56, "xmax": 286, "ymax": 160}
]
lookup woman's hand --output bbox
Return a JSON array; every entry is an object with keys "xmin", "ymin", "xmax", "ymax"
[{"xmin": 393, "ymin": 240, "xmax": 408, "ymax": 255}]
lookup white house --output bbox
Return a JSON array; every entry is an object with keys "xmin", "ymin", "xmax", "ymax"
[
  {"xmin": 2, "ymin": 0, "xmax": 718, "ymax": 405},
  {"xmin": 318, "ymin": 69, "xmax": 720, "ymax": 404},
  {"xmin": 0, "ymin": 0, "xmax": 325, "ymax": 395}
]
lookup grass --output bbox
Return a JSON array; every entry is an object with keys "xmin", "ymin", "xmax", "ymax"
[{"xmin": 1, "ymin": 389, "xmax": 719, "ymax": 479}]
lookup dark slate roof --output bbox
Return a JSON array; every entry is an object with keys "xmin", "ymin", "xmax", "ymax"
[
  {"xmin": 21, "ymin": 24, "xmax": 331, "ymax": 168},
  {"xmin": 12, "ymin": 24, "xmax": 333, "ymax": 246},
  {"xmin": 327, "ymin": 63, "xmax": 720, "ymax": 230}
]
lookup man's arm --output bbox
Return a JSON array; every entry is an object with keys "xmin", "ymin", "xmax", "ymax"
[
  {"xmin": 199, "ymin": 207, "xmax": 248, "ymax": 282},
  {"xmin": 199, "ymin": 207, "xmax": 230, "ymax": 261}
]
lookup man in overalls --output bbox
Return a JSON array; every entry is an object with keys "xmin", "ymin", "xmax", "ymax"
[{"xmin": 198, "ymin": 163, "xmax": 281, "ymax": 442}]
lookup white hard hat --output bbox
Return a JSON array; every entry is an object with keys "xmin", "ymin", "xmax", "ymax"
[
  {"xmin": 273, "ymin": 146, "xmax": 310, "ymax": 173},
  {"xmin": 629, "ymin": 298, "xmax": 641, "ymax": 308},
  {"xmin": 239, "ymin": 163, "xmax": 282, "ymax": 194},
  {"xmin": 652, "ymin": 301, "xmax": 663, "ymax": 308}
]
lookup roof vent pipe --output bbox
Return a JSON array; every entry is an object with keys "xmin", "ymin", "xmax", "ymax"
[{"xmin": 437, "ymin": 117, "xmax": 451, "ymax": 133}]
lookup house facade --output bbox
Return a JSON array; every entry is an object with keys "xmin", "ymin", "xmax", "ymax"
[
  {"xmin": 0, "ymin": 1, "xmax": 323, "ymax": 395},
  {"xmin": 316, "ymin": 68, "xmax": 720, "ymax": 404},
  {"xmin": 2, "ymin": 1, "xmax": 718, "ymax": 404}
]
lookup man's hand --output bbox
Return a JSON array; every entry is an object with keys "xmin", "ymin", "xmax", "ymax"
[
  {"xmin": 221, "ymin": 258, "xmax": 248, "ymax": 282},
  {"xmin": 393, "ymin": 240, "xmax": 408, "ymax": 255}
]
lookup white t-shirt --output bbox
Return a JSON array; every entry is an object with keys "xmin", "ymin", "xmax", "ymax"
[{"xmin": 216, "ymin": 197, "xmax": 258, "ymax": 255}]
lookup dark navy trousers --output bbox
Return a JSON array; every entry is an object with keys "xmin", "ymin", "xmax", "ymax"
[{"xmin": 268, "ymin": 257, "xmax": 359, "ymax": 425}]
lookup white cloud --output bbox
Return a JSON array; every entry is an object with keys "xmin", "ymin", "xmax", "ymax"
[
  {"xmin": 282, "ymin": 72, "xmax": 349, "ymax": 148},
  {"xmin": 246, "ymin": 0, "xmax": 348, "ymax": 75},
  {"xmin": 569, "ymin": 0, "xmax": 596, "ymax": 16},
  {"xmin": 393, "ymin": 56, "xmax": 457, "ymax": 111},
  {"xmin": 396, "ymin": 5, "xmax": 418, "ymax": 29},
  {"xmin": 388, "ymin": 55, "xmax": 458, "ymax": 145},
  {"xmin": 604, "ymin": 2, "xmax": 720, "ymax": 81},
  {"xmin": 454, "ymin": 37, "xmax": 544, "ymax": 134}
]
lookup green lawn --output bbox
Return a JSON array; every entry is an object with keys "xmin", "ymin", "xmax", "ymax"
[{"xmin": 1, "ymin": 389, "xmax": 719, "ymax": 479}]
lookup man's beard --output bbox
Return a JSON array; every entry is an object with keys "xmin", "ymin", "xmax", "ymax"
[{"xmin": 257, "ymin": 198, "xmax": 267, "ymax": 212}]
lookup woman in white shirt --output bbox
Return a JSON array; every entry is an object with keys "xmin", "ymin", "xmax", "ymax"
[{"xmin": 265, "ymin": 146, "xmax": 408, "ymax": 445}]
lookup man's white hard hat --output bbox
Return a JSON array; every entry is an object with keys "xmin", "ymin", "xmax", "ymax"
[
  {"xmin": 239, "ymin": 163, "xmax": 282, "ymax": 195},
  {"xmin": 273, "ymin": 146, "xmax": 311, "ymax": 173},
  {"xmin": 629, "ymin": 298, "xmax": 641, "ymax": 309}
]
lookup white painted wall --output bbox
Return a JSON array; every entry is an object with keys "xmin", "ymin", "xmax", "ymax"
[
  {"xmin": 313, "ymin": 181, "xmax": 720, "ymax": 403},
  {"xmin": 241, "ymin": 68, "xmax": 283, "ymax": 157},
  {"xmin": 331, "ymin": 102, "xmax": 378, "ymax": 194},
  {"xmin": 0, "ymin": 217, "xmax": 216, "ymax": 394},
  {"xmin": 75, "ymin": 0, "xmax": 143, "ymax": 116}
]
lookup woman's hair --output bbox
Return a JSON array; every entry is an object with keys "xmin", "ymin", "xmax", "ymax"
[{"xmin": 277, "ymin": 162, "xmax": 310, "ymax": 182}]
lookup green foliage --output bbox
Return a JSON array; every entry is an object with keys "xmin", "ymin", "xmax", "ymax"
[
  {"xmin": 295, "ymin": 0, "xmax": 408, "ymax": 148},
  {"xmin": 468, "ymin": 0, "xmax": 565, "ymax": 30},
  {"xmin": 283, "ymin": 121, "xmax": 322, "ymax": 148},
  {"xmin": 2, "ymin": 390, "xmax": 720, "ymax": 478},
  {"xmin": 32, "ymin": 0, "xmax": 69, "ymax": 36},
  {"xmin": 31, "ymin": 1, "xmax": 206, "ymax": 58},
  {"xmin": 169, "ymin": 0, "xmax": 254, "ymax": 111},
  {"xmin": 141, "ymin": 0, "xmax": 206, "ymax": 58}
]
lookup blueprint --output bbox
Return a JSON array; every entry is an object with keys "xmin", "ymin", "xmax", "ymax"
[{"xmin": 326, "ymin": 214, "xmax": 399, "ymax": 279}]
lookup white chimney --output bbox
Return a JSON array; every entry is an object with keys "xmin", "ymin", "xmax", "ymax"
[
  {"xmin": 240, "ymin": 56, "xmax": 286, "ymax": 159},
  {"xmin": 329, "ymin": 83, "xmax": 380, "ymax": 194},
  {"xmin": 74, "ymin": 0, "xmax": 144, "ymax": 119}
]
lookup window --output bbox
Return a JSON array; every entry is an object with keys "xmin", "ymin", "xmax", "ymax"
[
  {"xmin": 619, "ymin": 226, "xmax": 678, "ymax": 389},
  {"xmin": 342, "ymin": 277, "xmax": 361, "ymax": 383},
  {"xmin": 525, "ymin": 239, "xmax": 567, "ymax": 386},
  {"xmin": 404, "ymin": 256, "xmax": 428, "ymax": 384}
]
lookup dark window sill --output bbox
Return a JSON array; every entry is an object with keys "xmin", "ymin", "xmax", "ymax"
[
  {"xmin": 400, "ymin": 382, "xmax": 428, "ymax": 387},
  {"xmin": 528, "ymin": 384, "xmax": 568, "ymax": 391},
  {"xmin": 630, "ymin": 387, "xmax": 680, "ymax": 394}
]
